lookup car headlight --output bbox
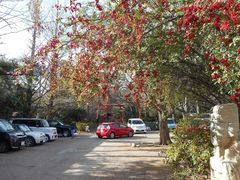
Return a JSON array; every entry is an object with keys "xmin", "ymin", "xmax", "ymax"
[{"xmin": 10, "ymin": 135, "xmax": 18, "ymax": 141}]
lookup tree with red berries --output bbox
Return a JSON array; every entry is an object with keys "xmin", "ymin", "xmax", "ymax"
[
  {"xmin": 34, "ymin": 0, "xmax": 239, "ymax": 144},
  {"xmin": 179, "ymin": 0, "xmax": 240, "ymax": 104}
]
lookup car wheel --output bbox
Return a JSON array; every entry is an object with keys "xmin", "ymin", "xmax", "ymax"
[
  {"xmin": 0, "ymin": 141, "xmax": 8, "ymax": 153},
  {"xmin": 46, "ymin": 134, "xmax": 50, "ymax": 142},
  {"xmin": 62, "ymin": 130, "xmax": 70, "ymax": 137},
  {"xmin": 109, "ymin": 132, "xmax": 115, "ymax": 139},
  {"xmin": 25, "ymin": 136, "xmax": 35, "ymax": 147},
  {"xmin": 98, "ymin": 135, "xmax": 102, "ymax": 138},
  {"xmin": 128, "ymin": 131, "xmax": 133, "ymax": 137}
]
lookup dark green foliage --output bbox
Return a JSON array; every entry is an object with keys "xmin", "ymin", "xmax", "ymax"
[
  {"xmin": 167, "ymin": 116, "xmax": 213, "ymax": 178},
  {"xmin": 76, "ymin": 122, "xmax": 89, "ymax": 131},
  {"xmin": 56, "ymin": 108, "xmax": 87, "ymax": 124},
  {"xmin": 0, "ymin": 60, "xmax": 26, "ymax": 118}
]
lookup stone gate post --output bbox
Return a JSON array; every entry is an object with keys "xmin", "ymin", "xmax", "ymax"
[{"xmin": 210, "ymin": 103, "xmax": 240, "ymax": 180}]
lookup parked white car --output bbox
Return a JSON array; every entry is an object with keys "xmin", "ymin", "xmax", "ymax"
[
  {"xmin": 11, "ymin": 118, "xmax": 58, "ymax": 142},
  {"xmin": 127, "ymin": 118, "xmax": 147, "ymax": 133},
  {"xmin": 13, "ymin": 124, "xmax": 47, "ymax": 146}
]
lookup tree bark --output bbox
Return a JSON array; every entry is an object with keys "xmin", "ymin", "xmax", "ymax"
[
  {"xmin": 158, "ymin": 110, "xmax": 171, "ymax": 145},
  {"xmin": 46, "ymin": 94, "xmax": 54, "ymax": 119},
  {"xmin": 24, "ymin": 0, "xmax": 41, "ymax": 117},
  {"xmin": 24, "ymin": 87, "xmax": 33, "ymax": 117},
  {"xmin": 196, "ymin": 100, "xmax": 200, "ymax": 114},
  {"xmin": 46, "ymin": 3, "xmax": 60, "ymax": 119}
]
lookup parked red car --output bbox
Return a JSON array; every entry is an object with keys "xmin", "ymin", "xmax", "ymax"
[{"xmin": 96, "ymin": 122, "xmax": 134, "ymax": 139}]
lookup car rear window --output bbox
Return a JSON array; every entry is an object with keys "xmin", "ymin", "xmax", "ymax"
[
  {"xmin": 132, "ymin": 120, "xmax": 143, "ymax": 124},
  {"xmin": 98, "ymin": 124, "xmax": 110, "ymax": 128},
  {"xmin": 113, "ymin": 123, "xmax": 120, "ymax": 128},
  {"xmin": 41, "ymin": 120, "xmax": 49, "ymax": 127}
]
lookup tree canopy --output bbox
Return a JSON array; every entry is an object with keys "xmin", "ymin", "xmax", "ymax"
[{"xmin": 32, "ymin": 0, "xmax": 239, "ymax": 110}]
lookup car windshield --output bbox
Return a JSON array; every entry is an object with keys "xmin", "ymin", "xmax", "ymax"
[
  {"xmin": 0, "ymin": 120, "xmax": 15, "ymax": 132},
  {"xmin": 132, "ymin": 120, "xmax": 143, "ymax": 124},
  {"xmin": 57, "ymin": 121, "xmax": 64, "ymax": 125},
  {"xmin": 41, "ymin": 120, "xmax": 49, "ymax": 127},
  {"xmin": 19, "ymin": 125, "xmax": 31, "ymax": 132},
  {"xmin": 168, "ymin": 120, "xmax": 175, "ymax": 124}
]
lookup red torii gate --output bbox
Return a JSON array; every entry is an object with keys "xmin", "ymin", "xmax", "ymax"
[{"xmin": 96, "ymin": 103, "xmax": 124, "ymax": 124}]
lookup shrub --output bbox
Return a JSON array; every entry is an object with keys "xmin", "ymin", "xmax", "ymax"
[
  {"xmin": 76, "ymin": 122, "xmax": 90, "ymax": 131},
  {"xmin": 167, "ymin": 116, "xmax": 213, "ymax": 179}
]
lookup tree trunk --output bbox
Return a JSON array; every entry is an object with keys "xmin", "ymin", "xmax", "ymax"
[
  {"xmin": 24, "ymin": 0, "xmax": 41, "ymax": 117},
  {"xmin": 46, "ymin": 94, "xmax": 54, "ymax": 119},
  {"xmin": 183, "ymin": 97, "xmax": 188, "ymax": 113},
  {"xmin": 24, "ymin": 20, "xmax": 37, "ymax": 117},
  {"xmin": 24, "ymin": 87, "xmax": 33, "ymax": 117},
  {"xmin": 158, "ymin": 111, "xmax": 171, "ymax": 145},
  {"xmin": 196, "ymin": 100, "xmax": 200, "ymax": 114},
  {"xmin": 46, "ymin": 4, "xmax": 60, "ymax": 119}
]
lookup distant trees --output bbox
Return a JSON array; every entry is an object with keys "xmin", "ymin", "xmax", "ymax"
[
  {"xmin": 0, "ymin": 57, "xmax": 88, "ymax": 121},
  {"xmin": 0, "ymin": 58, "xmax": 25, "ymax": 118},
  {"xmin": 0, "ymin": 0, "xmax": 88, "ymax": 120}
]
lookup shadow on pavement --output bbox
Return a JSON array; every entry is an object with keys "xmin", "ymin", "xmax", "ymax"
[{"xmin": 0, "ymin": 132, "xmax": 172, "ymax": 180}]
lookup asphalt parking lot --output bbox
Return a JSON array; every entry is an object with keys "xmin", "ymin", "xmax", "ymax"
[{"xmin": 0, "ymin": 132, "xmax": 172, "ymax": 180}]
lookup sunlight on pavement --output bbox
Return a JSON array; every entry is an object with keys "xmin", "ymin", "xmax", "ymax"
[{"xmin": 63, "ymin": 135, "xmax": 171, "ymax": 179}]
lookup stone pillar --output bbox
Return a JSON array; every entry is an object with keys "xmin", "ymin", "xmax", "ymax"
[{"xmin": 210, "ymin": 103, "xmax": 240, "ymax": 180}]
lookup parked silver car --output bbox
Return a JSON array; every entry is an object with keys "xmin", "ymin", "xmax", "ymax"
[
  {"xmin": 11, "ymin": 118, "xmax": 58, "ymax": 142},
  {"xmin": 127, "ymin": 118, "xmax": 147, "ymax": 133},
  {"xmin": 13, "ymin": 124, "xmax": 47, "ymax": 146}
]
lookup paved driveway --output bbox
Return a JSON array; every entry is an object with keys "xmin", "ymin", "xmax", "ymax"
[{"xmin": 0, "ymin": 132, "xmax": 172, "ymax": 180}]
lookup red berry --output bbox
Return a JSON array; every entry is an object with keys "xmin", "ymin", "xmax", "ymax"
[
  {"xmin": 145, "ymin": 71, "xmax": 151, "ymax": 77},
  {"xmin": 237, "ymin": 47, "xmax": 240, "ymax": 54},
  {"xmin": 211, "ymin": 73, "xmax": 220, "ymax": 79},
  {"xmin": 219, "ymin": 58, "xmax": 228, "ymax": 64},
  {"xmin": 211, "ymin": 56, "xmax": 218, "ymax": 63},
  {"xmin": 204, "ymin": 51, "xmax": 210, "ymax": 58},
  {"xmin": 230, "ymin": 94, "xmax": 237, "ymax": 101}
]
